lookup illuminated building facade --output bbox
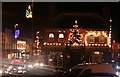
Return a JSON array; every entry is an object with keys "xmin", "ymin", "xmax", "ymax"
[
  {"xmin": 112, "ymin": 40, "xmax": 120, "ymax": 62},
  {"xmin": 2, "ymin": 28, "xmax": 33, "ymax": 62},
  {"xmin": 42, "ymin": 20, "xmax": 112, "ymax": 68}
]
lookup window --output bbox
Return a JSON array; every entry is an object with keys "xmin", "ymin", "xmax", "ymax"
[
  {"xmin": 59, "ymin": 33, "xmax": 64, "ymax": 38},
  {"xmin": 99, "ymin": 35, "xmax": 105, "ymax": 43},
  {"xmin": 89, "ymin": 35, "xmax": 94, "ymax": 43},
  {"xmin": 49, "ymin": 33, "xmax": 55, "ymax": 42},
  {"xmin": 49, "ymin": 33, "xmax": 54, "ymax": 38}
]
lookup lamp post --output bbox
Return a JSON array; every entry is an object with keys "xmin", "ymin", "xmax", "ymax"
[{"xmin": 14, "ymin": 24, "xmax": 19, "ymax": 59}]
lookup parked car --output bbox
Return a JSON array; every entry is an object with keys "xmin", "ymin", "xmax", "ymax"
[
  {"xmin": 82, "ymin": 72, "xmax": 119, "ymax": 77},
  {"xmin": 64, "ymin": 63, "xmax": 116, "ymax": 77}
]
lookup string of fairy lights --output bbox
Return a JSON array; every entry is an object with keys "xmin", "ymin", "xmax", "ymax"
[{"xmin": 43, "ymin": 20, "xmax": 111, "ymax": 47}]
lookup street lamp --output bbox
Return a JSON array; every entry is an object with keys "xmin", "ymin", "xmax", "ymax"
[
  {"xmin": 14, "ymin": 24, "xmax": 18, "ymax": 29},
  {"xmin": 14, "ymin": 24, "xmax": 20, "ymax": 59}
]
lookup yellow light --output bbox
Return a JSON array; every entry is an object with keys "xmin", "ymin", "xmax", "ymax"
[
  {"xmin": 43, "ymin": 42, "xmax": 46, "ymax": 45},
  {"xmin": 59, "ymin": 33, "xmax": 64, "ymax": 38},
  {"xmin": 56, "ymin": 43, "xmax": 58, "ymax": 45},
  {"xmin": 104, "ymin": 44, "xmax": 107, "ymax": 46},
  {"xmin": 53, "ymin": 43, "xmax": 55, "ymax": 45},
  {"xmin": 110, "ymin": 19, "xmax": 112, "ymax": 22},
  {"xmin": 97, "ymin": 31, "xmax": 101, "ymax": 36},
  {"xmin": 109, "ymin": 45, "xmax": 111, "ymax": 48},
  {"xmin": 89, "ymin": 44, "xmax": 91, "ymax": 46},
  {"xmin": 17, "ymin": 40, "xmax": 26, "ymax": 44},
  {"xmin": 50, "ymin": 43, "xmax": 52, "ymax": 45},
  {"xmin": 85, "ymin": 32, "xmax": 88, "ymax": 46},
  {"xmin": 49, "ymin": 33, "xmax": 54, "ymax": 38},
  {"xmin": 37, "ymin": 31, "xmax": 39, "ymax": 34},
  {"xmin": 68, "ymin": 44, "xmax": 70, "ymax": 46},
  {"xmin": 47, "ymin": 43, "xmax": 49, "ymax": 45},
  {"xmin": 73, "ymin": 43, "xmax": 75, "ymax": 46},
  {"xmin": 26, "ymin": 14, "xmax": 32, "ymax": 18},
  {"xmin": 95, "ymin": 51, "xmax": 100, "ymax": 55},
  {"xmin": 95, "ymin": 44, "xmax": 97, "ymax": 46},
  {"xmin": 59, "ymin": 43, "xmax": 61, "ymax": 45},
  {"xmin": 98, "ymin": 44, "xmax": 100, "ymax": 46},
  {"xmin": 86, "ymin": 44, "xmax": 88, "ymax": 46}
]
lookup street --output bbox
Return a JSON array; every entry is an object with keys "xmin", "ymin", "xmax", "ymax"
[
  {"xmin": 1, "ymin": 63, "xmax": 63, "ymax": 77},
  {"xmin": 24, "ymin": 66, "xmax": 56, "ymax": 75}
]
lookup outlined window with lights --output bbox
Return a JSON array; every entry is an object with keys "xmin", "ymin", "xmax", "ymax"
[
  {"xmin": 58, "ymin": 33, "xmax": 64, "ymax": 42},
  {"xmin": 99, "ymin": 34, "xmax": 105, "ymax": 43},
  {"xmin": 89, "ymin": 35, "xmax": 95, "ymax": 43},
  {"xmin": 49, "ymin": 33, "xmax": 55, "ymax": 42}
]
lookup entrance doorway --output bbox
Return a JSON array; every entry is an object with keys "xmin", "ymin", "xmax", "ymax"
[
  {"xmin": 91, "ymin": 51, "xmax": 103, "ymax": 63},
  {"xmin": 71, "ymin": 51, "xmax": 83, "ymax": 67}
]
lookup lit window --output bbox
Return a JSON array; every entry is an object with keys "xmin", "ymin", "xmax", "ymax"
[
  {"xmin": 99, "ymin": 35, "xmax": 105, "ymax": 43},
  {"xmin": 118, "ymin": 44, "xmax": 120, "ymax": 49},
  {"xmin": 49, "ymin": 33, "xmax": 54, "ymax": 38},
  {"xmin": 89, "ymin": 35, "xmax": 95, "ymax": 43},
  {"xmin": 59, "ymin": 33, "xmax": 64, "ymax": 38}
]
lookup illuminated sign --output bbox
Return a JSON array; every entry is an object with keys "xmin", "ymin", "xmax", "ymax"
[
  {"xmin": 15, "ymin": 30, "xmax": 20, "ymax": 38},
  {"xmin": 26, "ymin": 5, "xmax": 32, "ymax": 18},
  {"xmin": 17, "ymin": 40, "xmax": 26, "ymax": 50}
]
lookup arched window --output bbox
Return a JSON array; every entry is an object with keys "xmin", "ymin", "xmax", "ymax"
[
  {"xmin": 49, "ymin": 33, "xmax": 54, "ymax": 38},
  {"xmin": 89, "ymin": 35, "xmax": 95, "ymax": 43},
  {"xmin": 99, "ymin": 35, "xmax": 105, "ymax": 43},
  {"xmin": 59, "ymin": 33, "xmax": 64, "ymax": 38}
]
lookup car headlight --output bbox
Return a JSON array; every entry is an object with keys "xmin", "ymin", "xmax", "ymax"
[
  {"xmin": 17, "ymin": 70, "xmax": 22, "ymax": 73},
  {"xmin": 116, "ymin": 71, "xmax": 120, "ymax": 76},
  {"xmin": 116, "ymin": 65, "xmax": 120, "ymax": 69},
  {"xmin": 0, "ymin": 70, "xmax": 2, "ymax": 74},
  {"xmin": 34, "ymin": 63, "xmax": 39, "ymax": 66},
  {"xmin": 8, "ymin": 66, "xmax": 13, "ymax": 69},
  {"xmin": 40, "ymin": 63, "xmax": 44, "ymax": 67},
  {"xmin": 28, "ymin": 64, "xmax": 33, "ymax": 68},
  {"xmin": 13, "ymin": 68, "xmax": 17, "ymax": 70},
  {"xmin": 18, "ymin": 66, "xmax": 22, "ymax": 70},
  {"xmin": 69, "ymin": 69, "xmax": 71, "ymax": 72}
]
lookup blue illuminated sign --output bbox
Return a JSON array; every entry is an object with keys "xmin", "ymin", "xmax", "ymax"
[{"xmin": 15, "ymin": 30, "xmax": 20, "ymax": 39}]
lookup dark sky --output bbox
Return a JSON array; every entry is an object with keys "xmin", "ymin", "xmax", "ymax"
[{"xmin": 2, "ymin": 2, "xmax": 120, "ymax": 41}]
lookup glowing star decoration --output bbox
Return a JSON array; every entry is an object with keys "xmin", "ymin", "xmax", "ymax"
[{"xmin": 26, "ymin": 5, "xmax": 32, "ymax": 18}]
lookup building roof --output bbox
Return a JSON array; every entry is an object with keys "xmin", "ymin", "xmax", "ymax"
[{"xmin": 52, "ymin": 13, "xmax": 109, "ymax": 30}]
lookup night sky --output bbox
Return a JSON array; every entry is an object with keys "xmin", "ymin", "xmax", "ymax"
[{"xmin": 2, "ymin": 2, "xmax": 120, "ymax": 41}]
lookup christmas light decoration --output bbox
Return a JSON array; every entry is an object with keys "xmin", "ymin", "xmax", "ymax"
[
  {"xmin": 109, "ymin": 18, "xmax": 112, "ymax": 48},
  {"xmin": 68, "ymin": 20, "xmax": 83, "ymax": 45},
  {"xmin": 85, "ymin": 31, "xmax": 109, "ymax": 46},
  {"xmin": 26, "ymin": 5, "xmax": 32, "ymax": 18}
]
